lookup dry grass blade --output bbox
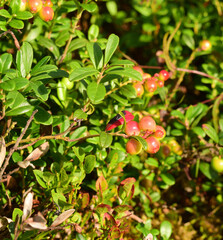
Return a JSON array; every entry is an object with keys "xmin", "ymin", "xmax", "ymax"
[
  {"xmin": 22, "ymin": 192, "xmax": 33, "ymax": 222},
  {"xmin": 0, "ymin": 137, "xmax": 6, "ymax": 168},
  {"xmin": 51, "ymin": 209, "xmax": 75, "ymax": 227}
]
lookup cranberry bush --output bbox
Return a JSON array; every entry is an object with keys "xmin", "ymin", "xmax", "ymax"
[{"xmin": 0, "ymin": 0, "xmax": 223, "ymax": 239}]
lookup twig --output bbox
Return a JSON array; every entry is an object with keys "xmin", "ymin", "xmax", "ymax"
[
  {"xmin": 0, "ymin": 30, "xmax": 20, "ymax": 50},
  {"xmin": 0, "ymin": 110, "xmax": 38, "ymax": 181}
]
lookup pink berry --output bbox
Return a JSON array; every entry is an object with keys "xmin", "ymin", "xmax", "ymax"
[
  {"xmin": 125, "ymin": 121, "xmax": 141, "ymax": 136},
  {"xmin": 139, "ymin": 116, "xmax": 156, "ymax": 132},
  {"xmin": 159, "ymin": 70, "xmax": 169, "ymax": 81},
  {"xmin": 126, "ymin": 138, "xmax": 142, "ymax": 155},
  {"xmin": 39, "ymin": 6, "xmax": 54, "ymax": 21},
  {"xmin": 146, "ymin": 136, "xmax": 160, "ymax": 154}
]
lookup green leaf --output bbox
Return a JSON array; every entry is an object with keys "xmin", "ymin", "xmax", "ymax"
[
  {"xmin": 88, "ymin": 24, "xmax": 99, "ymax": 41},
  {"xmin": 202, "ymin": 124, "xmax": 219, "ymax": 143},
  {"xmin": 185, "ymin": 103, "xmax": 207, "ymax": 126},
  {"xmin": 86, "ymin": 42, "xmax": 103, "ymax": 69},
  {"xmin": 15, "ymin": 11, "xmax": 33, "ymax": 20},
  {"xmin": 160, "ymin": 221, "xmax": 172, "ymax": 239},
  {"xmin": 120, "ymin": 85, "xmax": 137, "ymax": 98},
  {"xmin": 0, "ymin": 9, "xmax": 11, "ymax": 18},
  {"xmin": 0, "ymin": 79, "xmax": 15, "ymax": 91},
  {"xmin": 9, "ymin": 0, "xmax": 20, "ymax": 14},
  {"xmin": 84, "ymin": 155, "xmax": 96, "ymax": 174},
  {"xmin": 30, "ymin": 81, "xmax": 50, "ymax": 101},
  {"xmin": 16, "ymin": 42, "xmax": 33, "ymax": 77},
  {"xmin": 73, "ymin": 146, "xmax": 85, "ymax": 163},
  {"xmin": 73, "ymin": 109, "xmax": 88, "ymax": 121},
  {"xmin": 104, "ymin": 34, "xmax": 119, "ymax": 65},
  {"xmin": 31, "ymin": 65, "xmax": 58, "ymax": 76},
  {"xmin": 68, "ymin": 127, "xmax": 88, "ymax": 147},
  {"xmin": 69, "ymin": 67, "xmax": 99, "ymax": 82},
  {"xmin": 13, "ymin": 77, "xmax": 29, "ymax": 90},
  {"xmin": 6, "ymin": 101, "xmax": 33, "ymax": 116},
  {"xmin": 106, "ymin": 68, "xmax": 143, "ymax": 82},
  {"xmin": 38, "ymin": 37, "xmax": 60, "ymax": 59},
  {"xmin": 6, "ymin": 91, "xmax": 25, "ymax": 108},
  {"xmin": 0, "ymin": 53, "xmax": 12, "ymax": 73},
  {"xmin": 34, "ymin": 106, "xmax": 53, "ymax": 125},
  {"xmin": 110, "ymin": 60, "xmax": 134, "ymax": 66},
  {"xmin": 55, "ymin": 31, "xmax": 70, "ymax": 47},
  {"xmin": 80, "ymin": 2, "xmax": 98, "ymax": 12},
  {"xmin": 99, "ymin": 132, "xmax": 113, "ymax": 148},
  {"xmin": 171, "ymin": 110, "xmax": 185, "ymax": 120},
  {"xmin": 220, "ymin": 119, "xmax": 223, "ymax": 132},
  {"xmin": 160, "ymin": 172, "xmax": 175, "ymax": 186},
  {"xmin": 31, "ymin": 56, "xmax": 51, "ymax": 74},
  {"xmin": 131, "ymin": 136, "xmax": 148, "ymax": 151},
  {"xmin": 109, "ymin": 93, "xmax": 129, "ymax": 105},
  {"xmin": 33, "ymin": 170, "xmax": 47, "ymax": 188},
  {"xmin": 182, "ymin": 34, "xmax": 195, "ymax": 50},
  {"xmin": 145, "ymin": 158, "xmax": 159, "ymax": 167},
  {"xmin": 12, "ymin": 208, "xmax": 23, "ymax": 222},
  {"xmin": 87, "ymin": 82, "xmax": 106, "ymax": 104},
  {"xmin": 9, "ymin": 19, "xmax": 24, "ymax": 29},
  {"xmin": 199, "ymin": 161, "xmax": 218, "ymax": 180},
  {"xmin": 67, "ymin": 38, "xmax": 87, "ymax": 53},
  {"xmin": 212, "ymin": 94, "xmax": 222, "ymax": 133}
]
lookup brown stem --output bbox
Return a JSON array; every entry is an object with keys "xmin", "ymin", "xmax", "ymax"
[
  {"xmin": 0, "ymin": 30, "xmax": 20, "ymax": 50},
  {"xmin": 0, "ymin": 110, "xmax": 38, "ymax": 181}
]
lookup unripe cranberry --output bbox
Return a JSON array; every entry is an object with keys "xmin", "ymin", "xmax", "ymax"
[
  {"xmin": 153, "ymin": 125, "xmax": 166, "ymax": 140},
  {"xmin": 144, "ymin": 78, "xmax": 157, "ymax": 92},
  {"xmin": 145, "ymin": 136, "xmax": 160, "ymax": 154},
  {"xmin": 200, "ymin": 40, "xmax": 212, "ymax": 51},
  {"xmin": 20, "ymin": 0, "xmax": 27, "ymax": 11},
  {"xmin": 125, "ymin": 121, "xmax": 140, "ymax": 136},
  {"xmin": 39, "ymin": 6, "xmax": 54, "ymax": 21},
  {"xmin": 139, "ymin": 116, "xmax": 156, "ymax": 132},
  {"xmin": 157, "ymin": 80, "xmax": 164, "ymax": 88},
  {"xmin": 27, "ymin": 0, "xmax": 42, "ymax": 13},
  {"xmin": 142, "ymin": 73, "xmax": 151, "ymax": 84},
  {"xmin": 126, "ymin": 138, "xmax": 142, "ymax": 155},
  {"xmin": 133, "ymin": 66, "xmax": 144, "ymax": 76},
  {"xmin": 42, "ymin": 0, "xmax": 53, "ymax": 7},
  {"xmin": 133, "ymin": 82, "xmax": 144, "ymax": 97},
  {"xmin": 159, "ymin": 70, "xmax": 169, "ymax": 81}
]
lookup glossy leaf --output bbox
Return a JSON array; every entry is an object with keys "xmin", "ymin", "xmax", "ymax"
[
  {"xmin": 0, "ymin": 79, "xmax": 16, "ymax": 91},
  {"xmin": 6, "ymin": 101, "xmax": 33, "ymax": 116},
  {"xmin": 160, "ymin": 173, "xmax": 175, "ymax": 186},
  {"xmin": 73, "ymin": 109, "xmax": 88, "ymax": 121},
  {"xmin": 34, "ymin": 107, "xmax": 53, "ymax": 125},
  {"xmin": 0, "ymin": 53, "xmax": 12, "ymax": 73},
  {"xmin": 86, "ymin": 42, "xmax": 103, "ymax": 69},
  {"xmin": 0, "ymin": 9, "xmax": 11, "ymax": 18},
  {"xmin": 30, "ymin": 81, "xmax": 50, "ymax": 101},
  {"xmin": 99, "ymin": 132, "xmax": 113, "ymax": 148},
  {"xmin": 160, "ymin": 221, "xmax": 172, "ymax": 239},
  {"xmin": 16, "ymin": 11, "xmax": 33, "ymax": 20},
  {"xmin": 87, "ymin": 82, "xmax": 106, "ymax": 104},
  {"xmin": 84, "ymin": 155, "xmax": 96, "ymax": 174},
  {"xmin": 104, "ymin": 34, "xmax": 119, "ymax": 65},
  {"xmin": 9, "ymin": 19, "xmax": 24, "ymax": 29},
  {"xmin": 199, "ymin": 161, "xmax": 218, "ymax": 180},
  {"xmin": 69, "ymin": 67, "xmax": 99, "ymax": 82},
  {"xmin": 202, "ymin": 124, "xmax": 219, "ymax": 143}
]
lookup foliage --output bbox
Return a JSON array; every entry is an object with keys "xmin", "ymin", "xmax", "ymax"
[{"xmin": 0, "ymin": 0, "xmax": 223, "ymax": 239}]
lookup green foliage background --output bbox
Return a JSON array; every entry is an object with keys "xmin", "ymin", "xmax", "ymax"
[{"xmin": 0, "ymin": 0, "xmax": 223, "ymax": 239}]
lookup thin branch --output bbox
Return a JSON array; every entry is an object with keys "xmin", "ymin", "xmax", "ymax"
[
  {"xmin": 0, "ymin": 30, "xmax": 20, "ymax": 50},
  {"xmin": 0, "ymin": 110, "xmax": 38, "ymax": 180}
]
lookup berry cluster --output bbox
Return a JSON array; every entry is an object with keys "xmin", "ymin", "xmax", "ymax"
[
  {"xmin": 132, "ymin": 66, "xmax": 170, "ymax": 97},
  {"xmin": 20, "ymin": 0, "xmax": 54, "ymax": 22},
  {"xmin": 125, "ymin": 115, "xmax": 166, "ymax": 155}
]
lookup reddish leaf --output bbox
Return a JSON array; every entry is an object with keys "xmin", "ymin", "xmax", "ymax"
[
  {"xmin": 81, "ymin": 192, "xmax": 90, "ymax": 209},
  {"xmin": 96, "ymin": 175, "xmax": 108, "ymax": 193},
  {"xmin": 118, "ymin": 177, "xmax": 136, "ymax": 201},
  {"xmin": 103, "ymin": 212, "xmax": 116, "ymax": 227},
  {"xmin": 109, "ymin": 226, "xmax": 121, "ymax": 239},
  {"xmin": 96, "ymin": 204, "xmax": 112, "ymax": 215}
]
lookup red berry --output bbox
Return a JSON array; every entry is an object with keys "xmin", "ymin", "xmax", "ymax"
[
  {"xmin": 42, "ymin": 0, "xmax": 53, "ymax": 7},
  {"xmin": 133, "ymin": 66, "xmax": 144, "ymax": 76},
  {"xmin": 126, "ymin": 138, "xmax": 142, "ymax": 155},
  {"xmin": 159, "ymin": 70, "xmax": 169, "ymax": 81},
  {"xmin": 142, "ymin": 73, "xmax": 151, "ymax": 84},
  {"xmin": 153, "ymin": 125, "xmax": 166, "ymax": 140},
  {"xmin": 145, "ymin": 136, "xmax": 160, "ymax": 154},
  {"xmin": 133, "ymin": 82, "xmax": 144, "ymax": 97},
  {"xmin": 27, "ymin": 0, "xmax": 42, "ymax": 13},
  {"xmin": 125, "ymin": 121, "xmax": 140, "ymax": 136},
  {"xmin": 200, "ymin": 40, "xmax": 212, "ymax": 51},
  {"xmin": 144, "ymin": 78, "xmax": 157, "ymax": 92},
  {"xmin": 157, "ymin": 80, "xmax": 164, "ymax": 88},
  {"xmin": 139, "ymin": 116, "xmax": 156, "ymax": 132},
  {"xmin": 39, "ymin": 6, "xmax": 54, "ymax": 21}
]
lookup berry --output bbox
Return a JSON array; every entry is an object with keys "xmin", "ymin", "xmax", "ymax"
[
  {"xmin": 211, "ymin": 156, "xmax": 223, "ymax": 173},
  {"xmin": 145, "ymin": 136, "xmax": 160, "ymax": 154},
  {"xmin": 133, "ymin": 82, "xmax": 144, "ymax": 97},
  {"xmin": 62, "ymin": 77, "xmax": 74, "ymax": 90},
  {"xmin": 39, "ymin": 6, "xmax": 54, "ymax": 21},
  {"xmin": 142, "ymin": 73, "xmax": 151, "ymax": 84},
  {"xmin": 157, "ymin": 80, "xmax": 164, "ymax": 88},
  {"xmin": 125, "ymin": 121, "xmax": 140, "ymax": 136},
  {"xmin": 200, "ymin": 40, "xmax": 212, "ymax": 51},
  {"xmin": 168, "ymin": 139, "xmax": 182, "ymax": 155},
  {"xmin": 144, "ymin": 78, "xmax": 157, "ymax": 92},
  {"xmin": 153, "ymin": 125, "xmax": 166, "ymax": 140},
  {"xmin": 42, "ymin": 0, "xmax": 53, "ymax": 7},
  {"xmin": 159, "ymin": 70, "xmax": 169, "ymax": 81},
  {"xmin": 27, "ymin": 0, "xmax": 42, "ymax": 13},
  {"xmin": 20, "ymin": 0, "xmax": 27, "ymax": 11},
  {"xmin": 139, "ymin": 116, "xmax": 156, "ymax": 132},
  {"xmin": 133, "ymin": 66, "xmax": 144, "ymax": 76},
  {"xmin": 126, "ymin": 138, "xmax": 142, "ymax": 155}
]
